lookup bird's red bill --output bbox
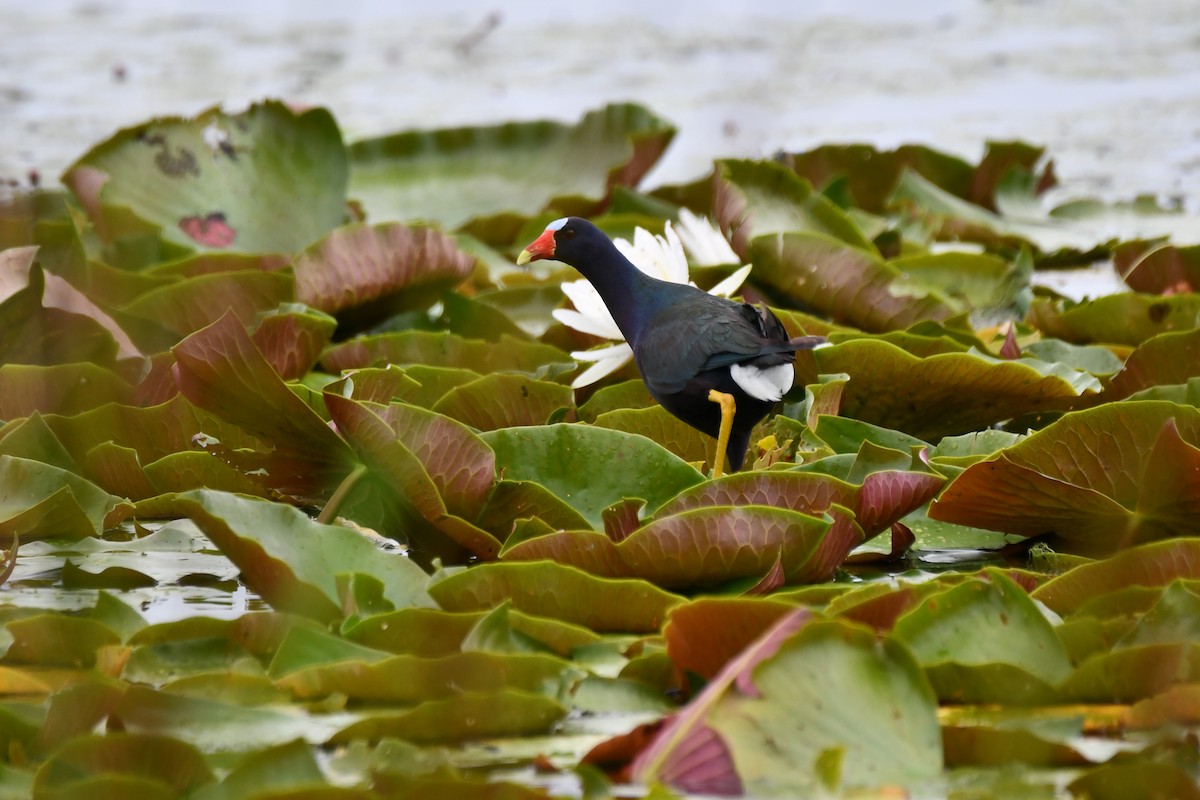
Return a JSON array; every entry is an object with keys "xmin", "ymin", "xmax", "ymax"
[{"xmin": 516, "ymin": 228, "xmax": 557, "ymax": 265}]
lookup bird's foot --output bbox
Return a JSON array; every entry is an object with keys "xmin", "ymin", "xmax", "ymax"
[{"xmin": 707, "ymin": 389, "xmax": 736, "ymax": 480}]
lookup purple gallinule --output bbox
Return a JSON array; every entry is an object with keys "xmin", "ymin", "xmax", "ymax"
[{"xmin": 518, "ymin": 217, "xmax": 823, "ymax": 476}]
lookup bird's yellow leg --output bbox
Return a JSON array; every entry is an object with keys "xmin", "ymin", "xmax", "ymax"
[{"xmin": 707, "ymin": 389, "xmax": 736, "ymax": 480}]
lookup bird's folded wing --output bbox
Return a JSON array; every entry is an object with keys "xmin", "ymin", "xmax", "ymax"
[{"xmin": 636, "ymin": 302, "xmax": 783, "ymax": 395}]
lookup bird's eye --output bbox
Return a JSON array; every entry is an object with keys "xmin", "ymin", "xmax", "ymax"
[{"xmin": 561, "ymin": 228, "xmax": 576, "ymax": 239}]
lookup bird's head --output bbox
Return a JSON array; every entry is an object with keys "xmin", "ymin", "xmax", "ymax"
[{"xmin": 516, "ymin": 217, "xmax": 607, "ymax": 270}]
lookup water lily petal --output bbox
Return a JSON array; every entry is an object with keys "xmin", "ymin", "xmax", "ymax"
[
  {"xmin": 613, "ymin": 222, "xmax": 689, "ymax": 285},
  {"xmin": 559, "ymin": 278, "xmax": 612, "ymax": 320},
  {"xmin": 552, "ymin": 308, "xmax": 624, "ymax": 340},
  {"xmin": 708, "ymin": 264, "xmax": 754, "ymax": 298},
  {"xmin": 570, "ymin": 341, "xmax": 634, "ymax": 362},
  {"xmin": 677, "ymin": 208, "xmax": 740, "ymax": 266},
  {"xmin": 569, "ymin": 349, "xmax": 635, "ymax": 388}
]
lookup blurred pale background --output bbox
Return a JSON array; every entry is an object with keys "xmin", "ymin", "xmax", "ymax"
[{"xmin": 3, "ymin": 0, "xmax": 1199, "ymax": 208}]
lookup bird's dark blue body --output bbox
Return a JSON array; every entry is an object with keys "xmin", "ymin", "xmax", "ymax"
[{"xmin": 519, "ymin": 217, "xmax": 820, "ymax": 471}]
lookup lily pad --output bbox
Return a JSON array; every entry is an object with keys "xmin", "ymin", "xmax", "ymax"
[
  {"xmin": 348, "ymin": 103, "xmax": 675, "ymax": 242},
  {"xmin": 501, "ymin": 505, "xmax": 862, "ymax": 588},
  {"xmin": 482, "ymin": 424, "xmax": 703, "ymax": 531},
  {"xmin": 712, "ymin": 159, "xmax": 873, "ymax": 258},
  {"xmin": 428, "ymin": 561, "xmax": 683, "ymax": 633},
  {"xmin": 293, "ymin": 222, "xmax": 474, "ymax": 332},
  {"xmin": 63, "ymin": 100, "xmax": 348, "ymax": 253},
  {"xmin": 813, "ymin": 338, "xmax": 1098, "ymax": 441},
  {"xmin": 432, "ymin": 373, "xmax": 574, "ymax": 431},
  {"xmin": 750, "ymin": 231, "xmax": 957, "ymax": 332},
  {"xmin": 321, "ymin": 330, "xmax": 573, "ymax": 377},
  {"xmin": 166, "ymin": 489, "xmax": 434, "ymax": 623},
  {"xmin": 930, "ymin": 402, "xmax": 1200, "ymax": 550}
]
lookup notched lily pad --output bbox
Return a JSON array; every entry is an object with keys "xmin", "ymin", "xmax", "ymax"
[{"xmin": 63, "ymin": 100, "xmax": 349, "ymax": 253}]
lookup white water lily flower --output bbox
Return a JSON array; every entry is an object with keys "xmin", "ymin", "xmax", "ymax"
[
  {"xmin": 553, "ymin": 219, "xmax": 753, "ymax": 389},
  {"xmin": 675, "ymin": 207, "xmax": 741, "ymax": 266}
]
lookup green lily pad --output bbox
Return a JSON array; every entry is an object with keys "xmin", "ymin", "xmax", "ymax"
[
  {"xmin": 63, "ymin": 100, "xmax": 348, "ymax": 253},
  {"xmin": 713, "ymin": 159, "xmax": 873, "ymax": 258},
  {"xmin": 167, "ymin": 489, "xmax": 434, "ymax": 623},
  {"xmin": 348, "ymin": 103, "xmax": 675, "ymax": 242},
  {"xmin": 0, "ymin": 363, "xmax": 131, "ymax": 419},
  {"xmin": 1032, "ymin": 538, "xmax": 1200, "ymax": 616},
  {"xmin": 1029, "ymin": 293, "xmax": 1200, "ymax": 346},
  {"xmin": 0, "ymin": 455, "xmax": 117, "ymax": 542},
  {"xmin": 813, "ymin": 338, "xmax": 1098, "ymax": 441},
  {"xmin": 592, "ymin": 404, "xmax": 713, "ymax": 466},
  {"xmin": 33, "ymin": 733, "xmax": 214, "ymax": 798},
  {"xmin": 328, "ymin": 690, "xmax": 567, "ymax": 745},
  {"xmin": 891, "ymin": 572, "xmax": 1072, "ymax": 703},
  {"xmin": 428, "ymin": 561, "xmax": 683, "ymax": 633},
  {"xmin": 120, "ymin": 270, "xmax": 294, "ymax": 338},
  {"xmin": 1104, "ymin": 328, "xmax": 1200, "ymax": 401},
  {"xmin": 482, "ymin": 424, "xmax": 703, "ymax": 530},
  {"xmin": 321, "ymin": 330, "xmax": 573, "ymax": 378},
  {"xmin": 432, "ymin": 373, "xmax": 574, "ymax": 431}
]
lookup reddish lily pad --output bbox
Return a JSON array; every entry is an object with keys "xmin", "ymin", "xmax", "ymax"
[
  {"xmin": 663, "ymin": 597, "xmax": 796, "ymax": 680},
  {"xmin": 656, "ymin": 467, "xmax": 943, "ymax": 540},
  {"xmin": 293, "ymin": 222, "xmax": 474, "ymax": 331},
  {"xmin": 1115, "ymin": 240, "xmax": 1200, "ymax": 295},
  {"xmin": 173, "ymin": 311, "xmax": 357, "ymax": 498},
  {"xmin": 750, "ymin": 231, "xmax": 957, "ymax": 332},
  {"xmin": 930, "ymin": 402, "xmax": 1200, "ymax": 550},
  {"xmin": 63, "ymin": 100, "xmax": 348, "ymax": 253},
  {"xmin": 249, "ymin": 304, "xmax": 338, "ymax": 381},
  {"xmin": 323, "ymin": 393, "xmax": 501, "ymax": 560},
  {"xmin": 501, "ymin": 505, "xmax": 862, "ymax": 588}
]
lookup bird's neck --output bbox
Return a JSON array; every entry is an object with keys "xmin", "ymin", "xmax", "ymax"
[{"xmin": 576, "ymin": 256, "xmax": 671, "ymax": 348}]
